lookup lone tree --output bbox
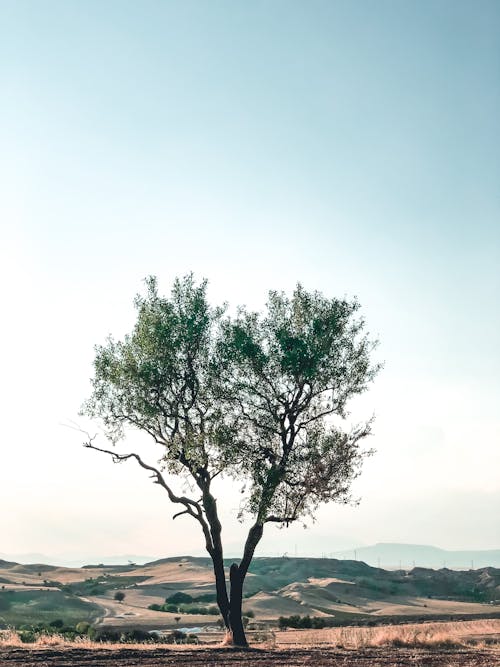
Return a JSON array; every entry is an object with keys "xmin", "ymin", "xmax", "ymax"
[
  {"xmin": 114, "ymin": 591, "xmax": 125, "ymax": 603},
  {"xmin": 81, "ymin": 275, "xmax": 380, "ymax": 646}
]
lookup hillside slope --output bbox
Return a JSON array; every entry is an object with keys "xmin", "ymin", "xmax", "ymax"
[{"xmin": 1, "ymin": 556, "xmax": 499, "ymax": 627}]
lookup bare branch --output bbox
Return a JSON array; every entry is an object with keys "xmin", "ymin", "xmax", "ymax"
[
  {"xmin": 80, "ymin": 432, "xmax": 216, "ymax": 557},
  {"xmin": 264, "ymin": 515, "xmax": 298, "ymax": 524}
]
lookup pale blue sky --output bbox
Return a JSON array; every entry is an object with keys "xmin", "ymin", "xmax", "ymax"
[{"xmin": 1, "ymin": 1, "xmax": 499, "ymax": 561}]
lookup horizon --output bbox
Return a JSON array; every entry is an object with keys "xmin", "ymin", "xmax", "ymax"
[
  {"xmin": 3, "ymin": 540, "xmax": 500, "ymax": 571},
  {"xmin": 1, "ymin": 1, "xmax": 499, "ymax": 559}
]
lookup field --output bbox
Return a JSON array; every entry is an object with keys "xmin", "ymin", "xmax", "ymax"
[
  {"xmin": 1, "ymin": 619, "xmax": 500, "ymax": 666},
  {"xmin": 1, "ymin": 556, "xmax": 499, "ymax": 665}
]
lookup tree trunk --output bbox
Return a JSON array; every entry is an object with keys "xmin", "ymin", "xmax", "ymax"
[
  {"xmin": 227, "ymin": 563, "xmax": 247, "ymax": 647},
  {"xmin": 211, "ymin": 551, "xmax": 230, "ymax": 631},
  {"xmin": 203, "ymin": 489, "xmax": 264, "ymax": 648},
  {"xmin": 223, "ymin": 523, "xmax": 265, "ymax": 647}
]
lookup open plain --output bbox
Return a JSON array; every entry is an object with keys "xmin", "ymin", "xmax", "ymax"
[{"xmin": 1, "ymin": 620, "xmax": 500, "ymax": 666}]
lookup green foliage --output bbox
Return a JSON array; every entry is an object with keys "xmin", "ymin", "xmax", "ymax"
[
  {"xmin": 88, "ymin": 627, "xmax": 121, "ymax": 642},
  {"xmin": 18, "ymin": 630, "xmax": 37, "ymax": 643},
  {"xmin": 165, "ymin": 591, "xmax": 193, "ymax": 604},
  {"xmin": 193, "ymin": 592, "xmax": 217, "ymax": 603},
  {"xmin": 75, "ymin": 621, "xmax": 91, "ymax": 634},
  {"xmin": 82, "ymin": 275, "xmax": 378, "ymax": 527},
  {"xmin": 221, "ymin": 284, "xmax": 380, "ymax": 522},
  {"xmin": 120, "ymin": 628, "xmax": 152, "ymax": 643},
  {"xmin": 148, "ymin": 600, "xmax": 218, "ymax": 615},
  {"xmin": 278, "ymin": 614, "xmax": 326, "ymax": 630},
  {"xmin": 62, "ymin": 575, "xmax": 147, "ymax": 598},
  {"xmin": 113, "ymin": 591, "xmax": 125, "ymax": 602},
  {"xmin": 0, "ymin": 595, "xmax": 11, "ymax": 611},
  {"xmin": 0, "ymin": 589, "xmax": 100, "ymax": 627},
  {"xmin": 81, "ymin": 275, "xmax": 379, "ymax": 638}
]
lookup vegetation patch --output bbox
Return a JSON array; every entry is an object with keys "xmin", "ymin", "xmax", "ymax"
[
  {"xmin": 0, "ymin": 590, "xmax": 101, "ymax": 628},
  {"xmin": 62, "ymin": 575, "xmax": 148, "ymax": 597}
]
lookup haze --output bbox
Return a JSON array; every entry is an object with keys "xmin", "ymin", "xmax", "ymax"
[{"xmin": 1, "ymin": 0, "xmax": 499, "ymax": 563}]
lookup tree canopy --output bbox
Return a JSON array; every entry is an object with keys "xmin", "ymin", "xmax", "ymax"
[{"xmin": 81, "ymin": 274, "xmax": 380, "ymax": 646}]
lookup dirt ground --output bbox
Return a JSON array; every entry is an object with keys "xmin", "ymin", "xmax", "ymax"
[{"xmin": 0, "ymin": 646, "xmax": 499, "ymax": 667}]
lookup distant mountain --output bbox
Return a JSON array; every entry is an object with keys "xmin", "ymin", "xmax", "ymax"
[
  {"xmin": 0, "ymin": 553, "xmax": 154, "ymax": 568},
  {"xmin": 2, "ymin": 543, "xmax": 499, "ymax": 569},
  {"xmin": 332, "ymin": 543, "xmax": 500, "ymax": 569}
]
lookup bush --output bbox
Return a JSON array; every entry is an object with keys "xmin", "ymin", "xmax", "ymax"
[
  {"xmin": 278, "ymin": 614, "xmax": 326, "ymax": 630},
  {"xmin": 121, "ymin": 629, "xmax": 151, "ymax": 643},
  {"xmin": 194, "ymin": 593, "xmax": 217, "ymax": 603},
  {"xmin": 166, "ymin": 592, "xmax": 193, "ymax": 604},
  {"xmin": 148, "ymin": 603, "xmax": 162, "ymax": 611},
  {"xmin": 49, "ymin": 619, "xmax": 64, "ymax": 628},
  {"xmin": 114, "ymin": 591, "xmax": 125, "ymax": 603},
  {"xmin": 165, "ymin": 629, "xmax": 189, "ymax": 643},
  {"xmin": 75, "ymin": 621, "xmax": 91, "ymax": 635},
  {"xmin": 179, "ymin": 604, "xmax": 205, "ymax": 614},
  {"xmin": 88, "ymin": 627, "xmax": 122, "ymax": 642}
]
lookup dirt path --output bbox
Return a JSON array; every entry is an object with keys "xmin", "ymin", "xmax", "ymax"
[{"xmin": 0, "ymin": 646, "xmax": 498, "ymax": 666}]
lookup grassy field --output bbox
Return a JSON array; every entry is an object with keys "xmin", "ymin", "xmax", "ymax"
[
  {"xmin": 275, "ymin": 618, "xmax": 500, "ymax": 648},
  {"xmin": 1, "ymin": 556, "xmax": 499, "ymax": 631},
  {"xmin": 0, "ymin": 619, "xmax": 499, "ymax": 666},
  {"xmin": 0, "ymin": 590, "xmax": 101, "ymax": 627}
]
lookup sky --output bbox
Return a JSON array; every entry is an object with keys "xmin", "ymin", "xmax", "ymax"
[{"xmin": 1, "ymin": 0, "xmax": 499, "ymax": 564}]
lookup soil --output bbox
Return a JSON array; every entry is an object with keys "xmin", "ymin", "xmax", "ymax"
[{"xmin": 0, "ymin": 646, "xmax": 499, "ymax": 667}]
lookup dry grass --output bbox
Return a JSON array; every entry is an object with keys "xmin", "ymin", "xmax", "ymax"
[
  {"xmin": 2, "ymin": 619, "xmax": 499, "ymax": 653},
  {"xmin": 276, "ymin": 619, "xmax": 500, "ymax": 649}
]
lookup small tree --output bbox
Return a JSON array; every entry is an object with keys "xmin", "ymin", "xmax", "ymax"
[
  {"xmin": 81, "ymin": 275, "xmax": 379, "ymax": 646},
  {"xmin": 114, "ymin": 591, "xmax": 125, "ymax": 603}
]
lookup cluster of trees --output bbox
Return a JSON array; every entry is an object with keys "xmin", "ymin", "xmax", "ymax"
[
  {"xmin": 278, "ymin": 615, "xmax": 327, "ymax": 630},
  {"xmin": 148, "ymin": 602, "xmax": 219, "ymax": 615},
  {"xmin": 15, "ymin": 620, "xmax": 93, "ymax": 644},
  {"xmin": 14, "ymin": 622, "xmax": 197, "ymax": 645},
  {"xmin": 82, "ymin": 275, "xmax": 379, "ymax": 646}
]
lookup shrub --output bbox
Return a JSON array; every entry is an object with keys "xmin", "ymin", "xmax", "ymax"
[
  {"xmin": 88, "ymin": 627, "xmax": 121, "ymax": 642},
  {"xmin": 278, "ymin": 614, "xmax": 326, "ymax": 630},
  {"xmin": 165, "ymin": 629, "xmax": 188, "ymax": 643},
  {"xmin": 75, "ymin": 621, "xmax": 91, "ymax": 635},
  {"xmin": 166, "ymin": 592, "xmax": 193, "ymax": 604},
  {"xmin": 194, "ymin": 593, "xmax": 217, "ymax": 603},
  {"xmin": 49, "ymin": 619, "xmax": 64, "ymax": 628},
  {"xmin": 114, "ymin": 591, "xmax": 125, "ymax": 603},
  {"xmin": 121, "ymin": 629, "xmax": 151, "ymax": 643}
]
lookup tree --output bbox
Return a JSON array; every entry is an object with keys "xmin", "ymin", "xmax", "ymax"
[
  {"xmin": 81, "ymin": 275, "xmax": 380, "ymax": 646},
  {"xmin": 114, "ymin": 591, "xmax": 125, "ymax": 603}
]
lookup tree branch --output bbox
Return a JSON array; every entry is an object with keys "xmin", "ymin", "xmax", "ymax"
[
  {"xmin": 82, "ymin": 434, "xmax": 215, "ymax": 556},
  {"xmin": 264, "ymin": 515, "xmax": 298, "ymax": 524}
]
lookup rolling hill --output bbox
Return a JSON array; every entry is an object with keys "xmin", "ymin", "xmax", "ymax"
[{"xmin": 0, "ymin": 555, "xmax": 499, "ymax": 630}]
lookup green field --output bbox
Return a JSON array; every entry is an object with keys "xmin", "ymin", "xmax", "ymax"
[{"xmin": 0, "ymin": 590, "xmax": 101, "ymax": 628}]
